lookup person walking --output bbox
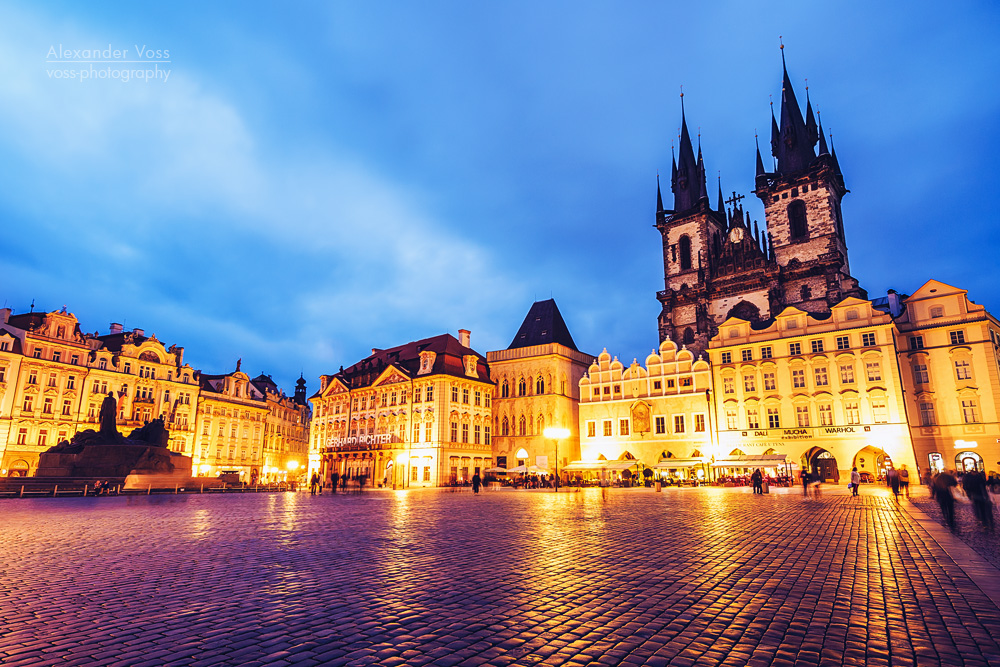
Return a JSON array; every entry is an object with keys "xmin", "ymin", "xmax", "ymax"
[
  {"xmin": 850, "ymin": 467, "xmax": 861, "ymax": 497},
  {"xmin": 899, "ymin": 465, "xmax": 911, "ymax": 499},
  {"xmin": 471, "ymin": 472, "xmax": 482, "ymax": 495},
  {"xmin": 934, "ymin": 470, "xmax": 959, "ymax": 531},
  {"xmin": 964, "ymin": 470, "xmax": 994, "ymax": 530},
  {"xmin": 801, "ymin": 469, "xmax": 810, "ymax": 497},
  {"xmin": 309, "ymin": 472, "xmax": 319, "ymax": 495},
  {"xmin": 887, "ymin": 467, "xmax": 900, "ymax": 501},
  {"xmin": 751, "ymin": 468, "xmax": 763, "ymax": 495},
  {"xmin": 330, "ymin": 471, "xmax": 339, "ymax": 494}
]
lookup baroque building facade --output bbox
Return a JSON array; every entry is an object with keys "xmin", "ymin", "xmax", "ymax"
[
  {"xmin": 311, "ymin": 331, "xmax": 493, "ymax": 488},
  {"xmin": 0, "ymin": 305, "xmax": 307, "ymax": 480},
  {"xmin": 655, "ymin": 56, "xmax": 865, "ymax": 355},
  {"xmin": 487, "ymin": 299, "xmax": 593, "ymax": 475}
]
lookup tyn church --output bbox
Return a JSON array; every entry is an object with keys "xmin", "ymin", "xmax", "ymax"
[{"xmin": 655, "ymin": 55, "xmax": 866, "ymax": 355}]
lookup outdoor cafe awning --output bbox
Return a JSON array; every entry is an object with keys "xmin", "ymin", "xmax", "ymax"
[
  {"xmin": 604, "ymin": 460, "xmax": 641, "ymax": 472},
  {"xmin": 484, "ymin": 467, "xmax": 507, "ymax": 474},
  {"xmin": 505, "ymin": 465, "xmax": 544, "ymax": 474},
  {"xmin": 563, "ymin": 460, "xmax": 605, "ymax": 471},
  {"xmin": 710, "ymin": 454, "xmax": 788, "ymax": 468},
  {"xmin": 652, "ymin": 458, "xmax": 706, "ymax": 469}
]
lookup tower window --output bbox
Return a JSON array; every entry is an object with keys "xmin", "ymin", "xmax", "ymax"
[
  {"xmin": 788, "ymin": 200, "xmax": 808, "ymax": 240},
  {"xmin": 679, "ymin": 235, "xmax": 692, "ymax": 270}
]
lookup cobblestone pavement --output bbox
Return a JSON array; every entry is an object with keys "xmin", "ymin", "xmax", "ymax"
[
  {"xmin": 908, "ymin": 489, "xmax": 1000, "ymax": 570},
  {"xmin": 2, "ymin": 486, "xmax": 1000, "ymax": 667}
]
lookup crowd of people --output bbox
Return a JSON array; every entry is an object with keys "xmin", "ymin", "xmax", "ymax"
[{"xmin": 928, "ymin": 468, "xmax": 996, "ymax": 532}]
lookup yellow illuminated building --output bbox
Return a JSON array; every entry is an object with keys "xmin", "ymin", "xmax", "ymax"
[
  {"xmin": 194, "ymin": 365, "xmax": 269, "ymax": 483},
  {"xmin": 576, "ymin": 340, "xmax": 712, "ymax": 481},
  {"xmin": 892, "ymin": 280, "xmax": 1000, "ymax": 475},
  {"xmin": 709, "ymin": 297, "xmax": 917, "ymax": 482},
  {"xmin": 311, "ymin": 331, "xmax": 493, "ymax": 487},
  {"xmin": 252, "ymin": 373, "xmax": 311, "ymax": 483},
  {"xmin": 0, "ymin": 309, "xmax": 199, "ymax": 475},
  {"xmin": 488, "ymin": 300, "xmax": 593, "ymax": 476}
]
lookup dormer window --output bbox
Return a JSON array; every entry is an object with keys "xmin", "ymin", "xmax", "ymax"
[
  {"xmin": 418, "ymin": 351, "xmax": 436, "ymax": 375},
  {"xmin": 463, "ymin": 355, "xmax": 478, "ymax": 378}
]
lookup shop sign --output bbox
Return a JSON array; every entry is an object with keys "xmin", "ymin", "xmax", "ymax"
[{"xmin": 328, "ymin": 433, "xmax": 394, "ymax": 447}]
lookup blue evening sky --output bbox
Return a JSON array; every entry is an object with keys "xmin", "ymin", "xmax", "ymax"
[{"xmin": 1, "ymin": 1, "xmax": 998, "ymax": 395}]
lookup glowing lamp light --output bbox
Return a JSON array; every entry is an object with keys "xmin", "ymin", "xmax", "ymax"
[
  {"xmin": 543, "ymin": 427, "xmax": 570, "ymax": 439},
  {"xmin": 286, "ymin": 460, "xmax": 300, "ymax": 471},
  {"xmin": 955, "ymin": 440, "xmax": 978, "ymax": 449},
  {"xmin": 397, "ymin": 453, "xmax": 409, "ymax": 464}
]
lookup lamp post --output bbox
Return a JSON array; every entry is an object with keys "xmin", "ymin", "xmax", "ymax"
[{"xmin": 543, "ymin": 427, "xmax": 570, "ymax": 492}]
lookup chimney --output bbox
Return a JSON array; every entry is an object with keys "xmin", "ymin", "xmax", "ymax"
[
  {"xmin": 0, "ymin": 308, "xmax": 10, "ymax": 325},
  {"xmin": 459, "ymin": 329, "xmax": 471, "ymax": 348},
  {"xmin": 133, "ymin": 328, "xmax": 144, "ymax": 337},
  {"xmin": 109, "ymin": 323, "xmax": 123, "ymax": 334}
]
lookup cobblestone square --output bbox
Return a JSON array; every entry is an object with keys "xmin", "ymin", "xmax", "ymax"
[{"xmin": 2, "ymin": 486, "xmax": 1000, "ymax": 666}]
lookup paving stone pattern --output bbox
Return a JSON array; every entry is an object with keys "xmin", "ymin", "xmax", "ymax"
[{"xmin": 2, "ymin": 487, "xmax": 1000, "ymax": 666}]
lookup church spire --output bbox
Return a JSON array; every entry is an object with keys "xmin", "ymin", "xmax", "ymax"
[
  {"xmin": 697, "ymin": 138, "xmax": 708, "ymax": 202},
  {"xmin": 817, "ymin": 112, "xmax": 830, "ymax": 156},
  {"xmin": 755, "ymin": 133, "xmax": 766, "ymax": 179},
  {"xmin": 717, "ymin": 173, "xmax": 725, "ymax": 215},
  {"xmin": 671, "ymin": 91, "xmax": 701, "ymax": 213},
  {"xmin": 656, "ymin": 173, "xmax": 664, "ymax": 213},
  {"xmin": 774, "ymin": 42, "xmax": 817, "ymax": 175}
]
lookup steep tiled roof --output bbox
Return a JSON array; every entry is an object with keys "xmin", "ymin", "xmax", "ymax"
[
  {"xmin": 508, "ymin": 299, "xmax": 578, "ymax": 351},
  {"xmin": 333, "ymin": 333, "xmax": 492, "ymax": 389}
]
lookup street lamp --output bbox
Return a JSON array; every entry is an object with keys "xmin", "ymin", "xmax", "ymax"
[{"xmin": 543, "ymin": 427, "xmax": 570, "ymax": 492}]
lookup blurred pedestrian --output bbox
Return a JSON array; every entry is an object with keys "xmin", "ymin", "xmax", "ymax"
[
  {"xmin": 850, "ymin": 467, "xmax": 861, "ymax": 497},
  {"xmin": 934, "ymin": 470, "xmax": 959, "ymax": 531},
  {"xmin": 472, "ymin": 472, "xmax": 482, "ymax": 495},
  {"xmin": 751, "ymin": 469, "xmax": 763, "ymax": 495},
  {"xmin": 310, "ymin": 472, "xmax": 319, "ymax": 495},
  {"xmin": 899, "ymin": 465, "xmax": 911, "ymax": 499},
  {"xmin": 887, "ymin": 467, "xmax": 900, "ymax": 501},
  {"xmin": 330, "ymin": 472, "xmax": 339, "ymax": 494},
  {"xmin": 801, "ymin": 469, "xmax": 809, "ymax": 497},
  {"xmin": 963, "ymin": 470, "xmax": 994, "ymax": 530}
]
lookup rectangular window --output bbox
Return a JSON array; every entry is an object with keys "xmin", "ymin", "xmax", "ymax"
[
  {"xmin": 593, "ymin": 388, "xmax": 600, "ymax": 398},
  {"xmin": 741, "ymin": 349, "xmax": 752, "ymax": 362},
  {"xmin": 845, "ymin": 401, "xmax": 861, "ymax": 425},
  {"xmin": 619, "ymin": 419, "xmax": 630, "ymax": 436},
  {"xmin": 866, "ymin": 361, "xmax": 882, "ymax": 382},
  {"xmin": 955, "ymin": 360, "xmax": 972, "ymax": 380},
  {"xmin": 673, "ymin": 415, "xmax": 685, "ymax": 434},
  {"xmin": 425, "ymin": 422, "xmax": 432, "ymax": 441},
  {"xmin": 38, "ymin": 430, "xmax": 47, "ymax": 447},
  {"xmin": 43, "ymin": 398, "xmax": 53, "ymax": 414},
  {"xmin": 28, "ymin": 371, "xmax": 37, "ymax": 385},
  {"xmin": 818, "ymin": 404, "xmax": 833, "ymax": 426},
  {"xmin": 766, "ymin": 407, "xmax": 780, "ymax": 429},
  {"xmin": 462, "ymin": 388, "xmax": 470, "ymax": 404},
  {"xmin": 724, "ymin": 377, "xmax": 735, "ymax": 394},
  {"xmin": 603, "ymin": 420, "xmax": 612, "ymax": 437},
  {"xmin": 962, "ymin": 399, "xmax": 979, "ymax": 424},
  {"xmin": 474, "ymin": 424, "xmax": 481, "ymax": 444},
  {"xmin": 653, "ymin": 380, "xmax": 662, "ymax": 390},
  {"xmin": 796, "ymin": 406, "xmax": 810, "ymax": 427},
  {"xmin": 34, "ymin": 348, "xmax": 42, "ymax": 359},
  {"xmin": 614, "ymin": 385, "xmax": 621, "ymax": 394},
  {"xmin": 761, "ymin": 346, "xmax": 773, "ymax": 360},
  {"xmin": 66, "ymin": 376, "xmax": 75, "ymax": 390},
  {"xmin": 451, "ymin": 386, "xmax": 459, "ymax": 402},
  {"xmin": 694, "ymin": 414, "xmax": 705, "ymax": 432},
  {"xmin": 919, "ymin": 402, "xmax": 935, "ymax": 426},
  {"xmin": 16, "ymin": 428, "xmax": 27, "ymax": 445},
  {"xmin": 763, "ymin": 372, "xmax": 776, "ymax": 391},
  {"xmin": 909, "ymin": 336, "xmax": 924, "ymax": 350},
  {"xmin": 62, "ymin": 400, "xmax": 72, "ymax": 416},
  {"xmin": 792, "ymin": 369, "xmax": 806, "ymax": 389},
  {"xmin": 414, "ymin": 387, "xmax": 422, "ymax": 402},
  {"xmin": 485, "ymin": 425, "xmax": 491, "ymax": 445},
  {"xmin": 0, "ymin": 367, "xmax": 5, "ymax": 383},
  {"xmin": 840, "ymin": 364, "xmax": 855, "ymax": 384},
  {"xmin": 836, "ymin": 336, "xmax": 850, "ymax": 350},
  {"xmin": 412, "ymin": 466, "xmax": 419, "ymax": 482},
  {"xmin": 462, "ymin": 423, "xmax": 469, "ymax": 443},
  {"xmin": 450, "ymin": 422, "xmax": 458, "ymax": 442},
  {"xmin": 603, "ymin": 386, "xmax": 610, "ymax": 395},
  {"xmin": 654, "ymin": 416, "xmax": 666, "ymax": 434},
  {"xmin": 789, "ymin": 342, "xmax": 802, "ymax": 356},
  {"xmin": 22, "ymin": 396, "xmax": 33, "ymax": 412},
  {"xmin": 71, "ymin": 354, "xmax": 79, "ymax": 365},
  {"xmin": 872, "ymin": 398, "xmax": 888, "ymax": 424},
  {"xmin": 52, "ymin": 351, "xmax": 61, "ymax": 363},
  {"xmin": 721, "ymin": 352, "xmax": 732, "ymax": 364},
  {"xmin": 390, "ymin": 391, "xmax": 397, "ymax": 406},
  {"xmin": 743, "ymin": 375, "xmax": 756, "ymax": 392},
  {"xmin": 810, "ymin": 340, "xmax": 824, "ymax": 354},
  {"xmin": 950, "ymin": 330, "xmax": 966, "ymax": 346},
  {"xmin": 423, "ymin": 466, "xmax": 431, "ymax": 482},
  {"xmin": 425, "ymin": 385, "xmax": 434, "ymax": 402},
  {"xmin": 725, "ymin": 409, "xmax": 737, "ymax": 429},
  {"xmin": 814, "ymin": 367, "xmax": 829, "ymax": 386},
  {"xmin": 485, "ymin": 393, "xmax": 491, "ymax": 408},
  {"xmin": 913, "ymin": 364, "xmax": 929, "ymax": 385},
  {"xmin": 587, "ymin": 421, "xmax": 596, "ymax": 438},
  {"xmin": 862, "ymin": 332, "xmax": 877, "ymax": 347},
  {"xmin": 746, "ymin": 408, "xmax": 760, "ymax": 429},
  {"xmin": 474, "ymin": 390, "xmax": 481, "ymax": 406}
]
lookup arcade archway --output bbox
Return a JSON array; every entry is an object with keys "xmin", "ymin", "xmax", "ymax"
[
  {"xmin": 804, "ymin": 447, "xmax": 840, "ymax": 483},
  {"xmin": 956, "ymin": 451, "xmax": 983, "ymax": 473},
  {"xmin": 852, "ymin": 445, "xmax": 891, "ymax": 482}
]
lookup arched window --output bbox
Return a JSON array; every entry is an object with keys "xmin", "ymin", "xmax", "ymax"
[
  {"xmin": 501, "ymin": 416, "xmax": 509, "ymax": 436},
  {"xmin": 537, "ymin": 414, "xmax": 544, "ymax": 434},
  {"xmin": 518, "ymin": 378, "xmax": 526, "ymax": 396},
  {"xmin": 800, "ymin": 285, "xmax": 811, "ymax": 300},
  {"xmin": 501, "ymin": 380, "xmax": 509, "ymax": 398},
  {"xmin": 788, "ymin": 200, "xmax": 808, "ymax": 240},
  {"xmin": 536, "ymin": 376, "xmax": 545, "ymax": 395},
  {"xmin": 518, "ymin": 416, "xmax": 526, "ymax": 436},
  {"xmin": 683, "ymin": 328, "xmax": 695, "ymax": 345},
  {"xmin": 679, "ymin": 235, "xmax": 692, "ymax": 270}
]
